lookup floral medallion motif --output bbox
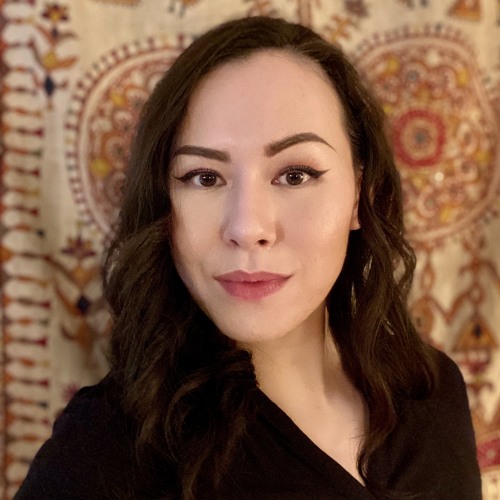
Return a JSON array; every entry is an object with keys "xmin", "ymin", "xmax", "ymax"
[
  {"xmin": 353, "ymin": 25, "xmax": 499, "ymax": 242},
  {"xmin": 65, "ymin": 36, "xmax": 187, "ymax": 235}
]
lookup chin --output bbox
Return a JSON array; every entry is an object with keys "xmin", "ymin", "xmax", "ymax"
[{"xmin": 215, "ymin": 321, "xmax": 291, "ymax": 346}]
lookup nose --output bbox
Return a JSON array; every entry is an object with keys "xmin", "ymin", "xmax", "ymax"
[{"xmin": 221, "ymin": 181, "xmax": 277, "ymax": 249}]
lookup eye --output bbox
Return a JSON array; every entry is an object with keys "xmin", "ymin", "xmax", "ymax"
[
  {"xmin": 273, "ymin": 166, "xmax": 328, "ymax": 186},
  {"xmin": 174, "ymin": 169, "xmax": 225, "ymax": 188}
]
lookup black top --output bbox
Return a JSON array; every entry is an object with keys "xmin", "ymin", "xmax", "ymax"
[{"xmin": 16, "ymin": 350, "xmax": 481, "ymax": 499}]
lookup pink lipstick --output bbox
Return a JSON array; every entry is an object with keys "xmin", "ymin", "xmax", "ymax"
[{"xmin": 215, "ymin": 271, "xmax": 290, "ymax": 301}]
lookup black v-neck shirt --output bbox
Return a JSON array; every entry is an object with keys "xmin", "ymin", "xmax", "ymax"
[{"xmin": 15, "ymin": 350, "xmax": 481, "ymax": 499}]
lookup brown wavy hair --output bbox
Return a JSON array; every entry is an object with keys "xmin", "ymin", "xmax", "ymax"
[{"xmin": 103, "ymin": 16, "xmax": 437, "ymax": 499}]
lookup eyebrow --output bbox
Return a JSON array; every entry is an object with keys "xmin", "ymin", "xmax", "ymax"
[
  {"xmin": 172, "ymin": 145, "xmax": 229, "ymax": 162},
  {"xmin": 172, "ymin": 132, "xmax": 335, "ymax": 162},
  {"xmin": 265, "ymin": 132, "xmax": 335, "ymax": 156}
]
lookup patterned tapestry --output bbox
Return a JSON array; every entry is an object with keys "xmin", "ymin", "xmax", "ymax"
[{"xmin": 0, "ymin": 0, "xmax": 499, "ymax": 498}]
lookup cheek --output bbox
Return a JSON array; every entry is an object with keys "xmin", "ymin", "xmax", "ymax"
[
  {"xmin": 171, "ymin": 211, "xmax": 200, "ymax": 285},
  {"xmin": 284, "ymin": 192, "xmax": 354, "ymax": 251},
  {"xmin": 171, "ymin": 197, "xmax": 216, "ymax": 254},
  {"xmin": 170, "ymin": 200, "xmax": 223, "ymax": 299},
  {"xmin": 175, "ymin": 223, "xmax": 209, "ymax": 259}
]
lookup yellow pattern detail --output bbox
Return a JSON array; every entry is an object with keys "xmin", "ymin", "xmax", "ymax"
[{"xmin": 90, "ymin": 158, "xmax": 111, "ymax": 179}]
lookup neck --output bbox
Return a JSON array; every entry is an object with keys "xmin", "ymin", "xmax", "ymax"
[
  {"xmin": 241, "ymin": 306, "xmax": 366, "ymax": 485},
  {"xmin": 243, "ymin": 306, "xmax": 342, "ymax": 409},
  {"xmin": 241, "ymin": 306, "xmax": 367, "ymax": 485}
]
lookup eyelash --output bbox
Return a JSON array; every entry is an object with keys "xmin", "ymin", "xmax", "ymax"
[
  {"xmin": 174, "ymin": 169, "xmax": 222, "ymax": 185},
  {"xmin": 272, "ymin": 165, "xmax": 327, "ymax": 186},
  {"xmin": 174, "ymin": 165, "xmax": 327, "ymax": 188}
]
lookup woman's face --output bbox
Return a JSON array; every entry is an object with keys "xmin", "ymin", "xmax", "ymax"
[{"xmin": 170, "ymin": 50, "xmax": 360, "ymax": 345}]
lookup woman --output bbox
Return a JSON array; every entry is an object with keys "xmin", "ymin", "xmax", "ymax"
[{"xmin": 16, "ymin": 16, "xmax": 481, "ymax": 500}]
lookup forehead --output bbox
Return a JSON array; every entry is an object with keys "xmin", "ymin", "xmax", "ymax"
[{"xmin": 178, "ymin": 50, "xmax": 347, "ymax": 145}]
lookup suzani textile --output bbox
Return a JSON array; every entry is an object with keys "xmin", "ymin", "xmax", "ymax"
[{"xmin": 0, "ymin": 0, "xmax": 499, "ymax": 498}]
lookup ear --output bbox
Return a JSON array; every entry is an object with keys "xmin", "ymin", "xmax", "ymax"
[{"xmin": 349, "ymin": 169, "xmax": 363, "ymax": 230}]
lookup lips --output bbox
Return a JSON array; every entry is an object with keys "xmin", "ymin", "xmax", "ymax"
[{"xmin": 214, "ymin": 271, "xmax": 290, "ymax": 301}]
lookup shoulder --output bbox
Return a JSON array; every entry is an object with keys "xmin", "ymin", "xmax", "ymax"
[
  {"xmin": 15, "ymin": 375, "xmax": 141, "ymax": 499},
  {"xmin": 372, "ymin": 348, "xmax": 482, "ymax": 499},
  {"xmin": 433, "ymin": 347, "xmax": 469, "ymax": 398},
  {"xmin": 420, "ymin": 348, "xmax": 476, "ymax": 431}
]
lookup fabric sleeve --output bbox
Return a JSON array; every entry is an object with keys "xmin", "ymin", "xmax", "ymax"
[
  {"xmin": 14, "ymin": 378, "xmax": 139, "ymax": 500},
  {"xmin": 424, "ymin": 350, "xmax": 482, "ymax": 499},
  {"xmin": 371, "ymin": 348, "xmax": 482, "ymax": 499}
]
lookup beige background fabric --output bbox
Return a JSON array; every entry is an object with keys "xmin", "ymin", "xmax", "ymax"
[{"xmin": 0, "ymin": 0, "xmax": 499, "ymax": 498}]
